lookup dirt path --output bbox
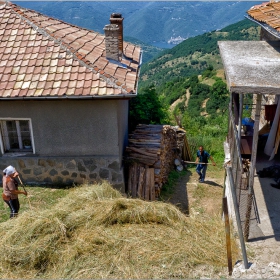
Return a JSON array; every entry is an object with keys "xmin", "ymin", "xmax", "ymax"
[
  {"xmin": 167, "ymin": 165, "xmax": 224, "ymax": 217},
  {"xmin": 201, "ymin": 98, "xmax": 209, "ymax": 116},
  {"xmin": 170, "ymin": 89, "xmax": 190, "ymax": 111},
  {"xmin": 167, "ymin": 165, "xmax": 280, "ymax": 279}
]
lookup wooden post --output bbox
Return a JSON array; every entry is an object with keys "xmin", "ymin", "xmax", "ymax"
[{"xmin": 223, "ymin": 196, "xmax": 233, "ymax": 276}]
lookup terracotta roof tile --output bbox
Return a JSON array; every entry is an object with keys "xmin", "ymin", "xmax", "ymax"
[
  {"xmin": 29, "ymin": 81, "xmax": 38, "ymax": 90},
  {"xmin": 91, "ymin": 80, "xmax": 100, "ymax": 88},
  {"xmin": 18, "ymin": 66, "xmax": 28, "ymax": 75},
  {"xmin": 0, "ymin": 2, "xmax": 141, "ymax": 99},
  {"xmin": 62, "ymin": 72, "xmax": 71, "ymax": 81},
  {"xmin": 46, "ymin": 73, "xmax": 56, "ymax": 81},
  {"xmin": 37, "ymin": 80, "xmax": 46, "ymax": 89},
  {"xmin": 90, "ymin": 87, "xmax": 99, "ymax": 95},
  {"xmin": 84, "ymin": 79, "xmax": 92, "ymax": 88},
  {"xmin": 34, "ymin": 88, "xmax": 44, "ymax": 96},
  {"xmin": 61, "ymin": 80, "xmax": 69, "ymax": 88},
  {"xmin": 3, "ymin": 89, "xmax": 13, "ymax": 97},
  {"xmin": 248, "ymin": 2, "xmax": 280, "ymax": 33},
  {"xmin": 25, "ymin": 73, "xmax": 33, "ymax": 81},
  {"xmin": 11, "ymin": 88, "xmax": 20, "ymax": 97},
  {"xmin": 55, "ymin": 73, "xmax": 63, "ymax": 81},
  {"xmin": 49, "ymin": 87, "xmax": 60, "ymax": 96},
  {"xmin": 76, "ymin": 87, "xmax": 85, "ymax": 96}
]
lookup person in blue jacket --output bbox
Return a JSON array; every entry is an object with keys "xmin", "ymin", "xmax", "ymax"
[{"xmin": 195, "ymin": 146, "xmax": 216, "ymax": 183}]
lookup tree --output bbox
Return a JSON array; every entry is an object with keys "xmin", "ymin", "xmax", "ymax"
[
  {"xmin": 129, "ymin": 86, "xmax": 169, "ymax": 131},
  {"xmin": 207, "ymin": 80, "xmax": 229, "ymax": 115}
]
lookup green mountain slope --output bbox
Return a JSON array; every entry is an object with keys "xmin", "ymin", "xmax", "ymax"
[{"xmin": 139, "ymin": 19, "xmax": 260, "ymax": 90}]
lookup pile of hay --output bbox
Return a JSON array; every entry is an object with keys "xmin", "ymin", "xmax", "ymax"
[{"xmin": 0, "ymin": 182, "xmax": 236, "ymax": 279}]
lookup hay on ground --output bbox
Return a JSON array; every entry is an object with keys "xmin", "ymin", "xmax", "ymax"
[{"xmin": 0, "ymin": 181, "xmax": 237, "ymax": 279}]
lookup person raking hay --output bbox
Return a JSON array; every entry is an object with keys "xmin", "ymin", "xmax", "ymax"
[
  {"xmin": 2, "ymin": 165, "xmax": 27, "ymax": 218},
  {"xmin": 195, "ymin": 146, "xmax": 216, "ymax": 183}
]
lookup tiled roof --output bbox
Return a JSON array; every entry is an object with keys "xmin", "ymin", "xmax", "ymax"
[
  {"xmin": 247, "ymin": 1, "xmax": 280, "ymax": 34},
  {"xmin": 0, "ymin": 2, "xmax": 142, "ymax": 99}
]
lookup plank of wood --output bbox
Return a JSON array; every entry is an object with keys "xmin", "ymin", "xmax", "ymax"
[
  {"xmin": 145, "ymin": 167, "xmax": 150, "ymax": 200},
  {"xmin": 150, "ymin": 168, "xmax": 155, "ymax": 201},
  {"xmin": 241, "ymin": 139, "xmax": 251, "ymax": 155},
  {"xmin": 274, "ymin": 119, "xmax": 280, "ymax": 154},
  {"xmin": 137, "ymin": 166, "xmax": 145, "ymax": 199},
  {"xmin": 127, "ymin": 147, "xmax": 159, "ymax": 157},
  {"xmin": 131, "ymin": 163, "xmax": 138, "ymax": 198},
  {"xmin": 127, "ymin": 165, "xmax": 132, "ymax": 196}
]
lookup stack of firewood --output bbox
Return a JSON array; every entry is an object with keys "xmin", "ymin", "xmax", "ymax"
[
  {"xmin": 172, "ymin": 126, "xmax": 192, "ymax": 161},
  {"xmin": 126, "ymin": 124, "xmax": 187, "ymax": 200}
]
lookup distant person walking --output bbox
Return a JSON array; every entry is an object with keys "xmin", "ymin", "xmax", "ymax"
[
  {"xmin": 2, "ymin": 166, "xmax": 27, "ymax": 218},
  {"xmin": 195, "ymin": 146, "xmax": 216, "ymax": 183}
]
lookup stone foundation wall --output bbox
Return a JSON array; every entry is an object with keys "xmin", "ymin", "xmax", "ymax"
[{"xmin": 0, "ymin": 156, "xmax": 124, "ymax": 192}]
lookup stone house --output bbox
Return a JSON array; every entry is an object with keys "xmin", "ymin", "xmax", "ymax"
[{"xmin": 0, "ymin": 1, "xmax": 142, "ymax": 191}]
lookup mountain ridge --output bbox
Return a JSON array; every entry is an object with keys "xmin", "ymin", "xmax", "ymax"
[
  {"xmin": 139, "ymin": 19, "xmax": 260, "ymax": 90},
  {"xmin": 15, "ymin": 1, "xmax": 261, "ymax": 47}
]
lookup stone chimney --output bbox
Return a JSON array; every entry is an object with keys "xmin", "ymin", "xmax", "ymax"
[
  {"xmin": 110, "ymin": 13, "xmax": 124, "ymax": 56},
  {"xmin": 104, "ymin": 24, "xmax": 120, "ymax": 61}
]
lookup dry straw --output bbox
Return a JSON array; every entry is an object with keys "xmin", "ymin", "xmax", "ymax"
[{"xmin": 0, "ymin": 181, "xmax": 237, "ymax": 279}]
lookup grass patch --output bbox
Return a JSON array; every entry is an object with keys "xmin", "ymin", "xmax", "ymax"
[
  {"xmin": 0, "ymin": 181, "xmax": 236, "ymax": 279},
  {"xmin": 160, "ymin": 169, "xmax": 187, "ymax": 198},
  {"xmin": 193, "ymin": 183, "xmax": 206, "ymax": 200},
  {"xmin": 0, "ymin": 185, "xmax": 69, "ymax": 223}
]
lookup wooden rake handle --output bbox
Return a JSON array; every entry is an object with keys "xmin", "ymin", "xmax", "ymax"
[
  {"xmin": 183, "ymin": 161, "xmax": 210, "ymax": 165},
  {"xmin": 17, "ymin": 175, "xmax": 27, "ymax": 193},
  {"xmin": 17, "ymin": 175, "xmax": 32, "ymax": 209}
]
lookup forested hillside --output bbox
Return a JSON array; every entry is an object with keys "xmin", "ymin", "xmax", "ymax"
[
  {"xmin": 131, "ymin": 19, "xmax": 259, "ymax": 161},
  {"xmin": 139, "ymin": 19, "xmax": 259, "ymax": 90}
]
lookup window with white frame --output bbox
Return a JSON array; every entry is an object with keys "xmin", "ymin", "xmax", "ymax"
[{"xmin": 0, "ymin": 119, "xmax": 34, "ymax": 154}]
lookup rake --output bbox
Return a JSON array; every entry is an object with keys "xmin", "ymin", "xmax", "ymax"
[{"xmin": 17, "ymin": 175, "xmax": 32, "ymax": 209}]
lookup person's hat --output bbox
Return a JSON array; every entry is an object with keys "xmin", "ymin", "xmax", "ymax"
[{"xmin": 3, "ymin": 165, "xmax": 16, "ymax": 176}]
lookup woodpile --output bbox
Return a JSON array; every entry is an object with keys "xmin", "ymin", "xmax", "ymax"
[{"xmin": 125, "ymin": 124, "xmax": 192, "ymax": 200}]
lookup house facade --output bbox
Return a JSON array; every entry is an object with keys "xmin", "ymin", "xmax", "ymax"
[
  {"xmin": 0, "ymin": 2, "xmax": 142, "ymax": 190},
  {"xmin": 218, "ymin": 0, "xmax": 280, "ymax": 247}
]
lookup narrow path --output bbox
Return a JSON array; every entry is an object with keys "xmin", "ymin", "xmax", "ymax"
[
  {"xmin": 170, "ymin": 88, "xmax": 190, "ymax": 111},
  {"xmin": 166, "ymin": 165, "xmax": 280, "ymax": 278}
]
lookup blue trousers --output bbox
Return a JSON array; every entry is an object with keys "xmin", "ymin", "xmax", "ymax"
[{"xmin": 196, "ymin": 164, "xmax": 207, "ymax": 182}]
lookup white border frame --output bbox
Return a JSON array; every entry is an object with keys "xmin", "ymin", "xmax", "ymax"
[{"xmin": 0, "ymin": 118, "xmax": 36, "ymax": 155}]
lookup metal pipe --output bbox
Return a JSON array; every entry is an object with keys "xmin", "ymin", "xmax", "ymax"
[
  {"xmin": 238, "ymin": 93, "xmax": 243, "ymax": 140},
  {"xmin": 244, "ymin": 94, "xmax": 262, "ymax": 241},
  {"xmin": 226, "ymin": 167, "xmax": 249, "ymax": 269},
  {"xmin": 229, "ymin": 106, "xmax": 243, "ymax": 174}
]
